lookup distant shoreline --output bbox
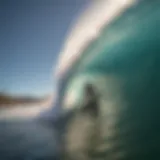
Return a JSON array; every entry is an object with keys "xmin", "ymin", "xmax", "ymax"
[{"xmin": 0, "ymin": 93, "xmax": 48, "ymax": 107}]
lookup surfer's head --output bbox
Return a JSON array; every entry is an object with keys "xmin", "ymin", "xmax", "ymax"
[{"xmin": 85, "ymin": 83, "xmax": 95, "ymax": 95}]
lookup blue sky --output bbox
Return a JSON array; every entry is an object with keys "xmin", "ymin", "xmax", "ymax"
[{"xmin": 0, "ymin": 0, "xmax": 88, "ymax": 97}]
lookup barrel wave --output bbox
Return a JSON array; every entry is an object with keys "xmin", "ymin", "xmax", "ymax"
[{"xmin": 59, "ymin": 1, "xmax": 160, "ymax": 160}]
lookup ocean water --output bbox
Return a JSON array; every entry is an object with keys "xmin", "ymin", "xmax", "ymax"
[
  {"xmin": 0, "ymin": 105, "xmax": 60, "ymax": 160},
  {"xmin": 61, "ymin": 1, "xmax": 160, "ymax": 159}
]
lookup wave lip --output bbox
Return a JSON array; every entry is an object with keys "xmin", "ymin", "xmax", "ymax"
[{"xmin": 55, "ymin": 0, "xmax": 136, "ymax": 79}]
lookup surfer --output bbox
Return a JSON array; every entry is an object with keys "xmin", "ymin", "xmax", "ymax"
[
  {"xmin": 82, "ymin": 83, "xmax": 100, "ymax": 117},
  {"xmin": 81, "ymin": 83, "xmax": 102, "ymax": 157}
]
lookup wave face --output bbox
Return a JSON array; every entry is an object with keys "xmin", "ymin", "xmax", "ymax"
[{"xmin": 59, "ymin": 1, "xmax": 160, "ymax": 160}]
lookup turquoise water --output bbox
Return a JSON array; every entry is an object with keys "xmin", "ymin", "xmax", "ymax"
[
  {"xmin": 63, "ymin": 0, "xmax": 159, "ymax": 108},
  {"xmin": 61, "ymin": 1, "xmax": 160, "ymax": 159}
]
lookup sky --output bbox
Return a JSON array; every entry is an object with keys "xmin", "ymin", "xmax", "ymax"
[{"xmin": 0, "ymin": 0, "xmax": 88, "ymax": 97}]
